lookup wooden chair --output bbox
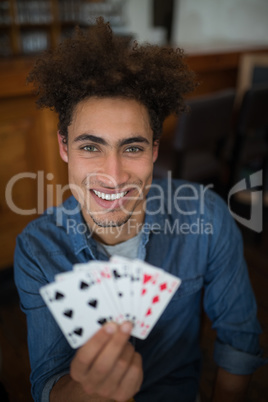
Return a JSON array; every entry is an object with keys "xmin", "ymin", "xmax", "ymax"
[
  {"xmin": 232, "ymin": 52, "xmax": 268, "ymax": 181},
  {"xmin": 154, "ymin": 89, "xmax": 235, "ymax": 197},
  {"xmin": 229, "ymin": 52, "xmax": 268, "ymax": 220},
  {"xmin": 229, "ymin": 84, "xmax": 268, "ymax": 241},
  {"xmin": 230, "ymin": 84, "xmax": 268, "ymax": 186},
  {"xmin": 235, "ymin": 52, "xmax": 268, "ymax": 109}
]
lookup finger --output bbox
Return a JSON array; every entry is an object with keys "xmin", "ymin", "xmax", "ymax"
[
  {"xmin": 86, "ymin": 322, "xmax": 133, "ymax": 386},
  {"xmin": 114, "ymin": 353, "xmax": 143, "ymax": 402},
  {"xmin": 96, "ymin": 342, "xmax": 135, "ymax": 398},
  {"xmin": 70, "ymin": 321, "xmax": 119, "ymax": 381}
]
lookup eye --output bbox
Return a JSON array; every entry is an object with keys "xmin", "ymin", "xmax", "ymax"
[
  {"xmin": 82, "ymin": 145, "xmax": 98, "ymax": 152},
  {"xmin": 125, "ymin": 146, "xmax": 142, "ymax": 153}
]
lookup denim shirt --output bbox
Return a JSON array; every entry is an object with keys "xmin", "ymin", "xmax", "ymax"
[{"xmin": 14, "ymin": 179, "xmax": 266, "ymax": 402}]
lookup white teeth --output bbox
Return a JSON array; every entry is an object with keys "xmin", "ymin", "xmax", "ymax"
[{"xmin": 93, "ymin": 190, "xmax": 127, "ymax": 200}]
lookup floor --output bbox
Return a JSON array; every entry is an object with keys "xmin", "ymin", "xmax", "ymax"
[{"xmin": 0, "ymin": 220, "xmax": 267, "ymax": 402}]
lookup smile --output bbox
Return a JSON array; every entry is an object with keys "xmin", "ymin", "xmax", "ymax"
[{"xmin": 92, "ymin": 190, "xmax": 128, "ymax": 201}]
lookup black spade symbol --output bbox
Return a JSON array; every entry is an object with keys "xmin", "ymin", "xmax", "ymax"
[
  {"xmin": 64, "ymin": 309, "xmax": 73, "ymax": 318},
  {"xmin": 74, "ymin": 327, "xmax": 83, "ymax": 336},
  {"xmin": 113, "ymin": 270, "xmax": 121, "ymax": 279},
  {"xmin": 55, "ymin": 291, "xmax": 64, "ymax": 300},
  {"xmin": 88, "ymin": 299, "xmax": 98, "ymax": 309},
  {"xmin": 80, "ymin": 281, "xmax": 89, "ymax": 290},
  {"xmin": 98, "ymin": 318, "xmax": 107, "ymax": 325}
]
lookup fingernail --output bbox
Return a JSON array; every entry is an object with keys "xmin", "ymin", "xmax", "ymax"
[
  {"xmin": 120, "ymin": 322, "xmax": 133, "ymax": 334},
  {"xmin": 104, "ymin": 322, "xmax": 117, "ymax": 334}
]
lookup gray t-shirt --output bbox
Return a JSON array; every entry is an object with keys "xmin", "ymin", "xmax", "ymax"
[{"xmin": 96, "ymin": 230, "xmax": 143, "ymax": 260}]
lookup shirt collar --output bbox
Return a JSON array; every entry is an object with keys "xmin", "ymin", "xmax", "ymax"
[
  {"xmin": 143, "ymin": 183, "xmax": 166, "ymax": 231},
  {"xmin": 57, "ymin": 196, "xmax": 93, "ymax": 256}
]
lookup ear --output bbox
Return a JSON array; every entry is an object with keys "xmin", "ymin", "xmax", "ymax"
[
  {"xmin": 152, "ymin": 140, "xmax": 159, "ymax": 163},
  {"xmin": 57, "ymin": 131, "xmax": 68, "ymax": 163}
]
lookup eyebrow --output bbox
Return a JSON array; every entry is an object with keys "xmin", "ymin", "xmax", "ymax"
[
  {"xmin": 119, "ymin": 136, "xmax": 150, "ymax": 147},
  {"xmin": 73, "ymin": 134, "xmax": 107, "ymax": 145},
  {"xmin": 73, "ymin": 134, "xmax": 150, "ymax": 147}
]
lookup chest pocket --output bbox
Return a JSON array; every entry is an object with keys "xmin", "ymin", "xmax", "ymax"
[
  {"xmin": 172, "ymin": 276, "xmax": 204, "ymax": 300},
  {"xmin": 151, "ymin": 276, "xmax": 204, "ymax": 328}
]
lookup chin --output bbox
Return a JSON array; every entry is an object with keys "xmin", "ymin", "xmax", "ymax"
[{"xmin": 90, "ymin": 212, "xmax": 133, "ymax": 228}]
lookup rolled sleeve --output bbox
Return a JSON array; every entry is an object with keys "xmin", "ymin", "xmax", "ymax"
[
  {"xmin": 41, "ymin": 370, "xmax": 69, "ymax": 402},
  {"xmin": 203, "ymin": 193, "xmax": 267, "ymax": 374},
  {"xmin": 214, "ymin": 339, "xmax": 268, "ymax": 375}
]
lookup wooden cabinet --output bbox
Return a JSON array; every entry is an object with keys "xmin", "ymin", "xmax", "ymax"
[
  {"xmin": 0, "ymin": 0, "xmax": 123, "ymax": 56},
  {"xmin": 0, "ymin": 58, "xmax": 68, "ymax": 269}
]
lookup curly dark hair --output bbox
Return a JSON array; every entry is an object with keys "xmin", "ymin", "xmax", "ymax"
[{"xmin": 28, "ymin": 17, "xmax": 196, "ymax": 141}]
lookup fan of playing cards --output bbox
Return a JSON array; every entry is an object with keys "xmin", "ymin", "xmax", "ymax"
[{"xmin": 40, "ymin": 256, "xmax": 181, "ymax": 348}]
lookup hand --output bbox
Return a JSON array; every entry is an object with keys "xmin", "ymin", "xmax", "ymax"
[{"xmin": 70, "ymin": 322, "xmax": 143, "ymax": 402}]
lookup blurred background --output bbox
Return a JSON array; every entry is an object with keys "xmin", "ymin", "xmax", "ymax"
[{"xmin": 0, "ymin": 1, "xmax": 268, "ymax": 401}]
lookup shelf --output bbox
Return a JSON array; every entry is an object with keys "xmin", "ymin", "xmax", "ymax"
[
  {"xmin": 15, "ymin": 22, "xmax": 53, "ymax": 27},
  {"xmin": 1, "ymin": 0, "xmax": 125, "ymax": 57}
]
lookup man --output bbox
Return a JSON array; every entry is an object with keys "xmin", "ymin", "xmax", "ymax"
[{"xmin": 14, "ymin": 18, "xmax": 266, "ymax": 402}]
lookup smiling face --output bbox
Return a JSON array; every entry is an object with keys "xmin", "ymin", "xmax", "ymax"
[{"xmin": 58, "ymin": 97, "xmax": 159, "ymax": 243}]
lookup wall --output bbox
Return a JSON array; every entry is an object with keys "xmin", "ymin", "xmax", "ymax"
[
  {"xmin": 172, "ymin": 0, "xmax": 268, "ymax": 47},
  {"xmin": 123, "ymin": 0, "xmax": 167, "ymax": 45}
]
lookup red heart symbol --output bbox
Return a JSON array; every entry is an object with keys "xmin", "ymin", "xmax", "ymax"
[
  {"xmin": 143, "ymin": 274, "xmax": 152, "ymax": 284},
  {"xmin": 142, "ymin": 288, "xmax": 147, "ymax": 295},
  {"xmin": 145, "ymin": 308, "xmax": 152, "ymax": 316},
  {"xmin": 152, "ymin": 295, "xmax": 159, "ymax": 304}
]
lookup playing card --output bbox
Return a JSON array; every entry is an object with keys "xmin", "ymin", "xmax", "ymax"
[
  {"xmin": 111, "ymin": 255, "xmax": 143, "ymax": 322},
  {"xmin": 74, "ymin": 261, "xmax": 125, "ymax": 323},
  {"xmin": 108, "ymin": 258, "xmax": 135, "ymax": 322},
  {"xmin": 132, "ymin": 259, "xmax": 163, "ymax": 324},
  {"xmin": 40, "ymin": 256, "xmax": 182, "ymax": 346},
  {"xmin": 56, "ymin": 262, "xmax": 120, "ymax": 321},
  {"xmin": 40, "ymin": 270, "xmax": 115, "ymax": 348},
  {"xmin": 132, "ymin": 268, "xmax": 181, "ymax": 339}
]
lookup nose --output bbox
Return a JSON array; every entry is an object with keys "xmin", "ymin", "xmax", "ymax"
[{"xmin": 98, "ymin": 152, "xmax": 131, "ymax": 188}]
